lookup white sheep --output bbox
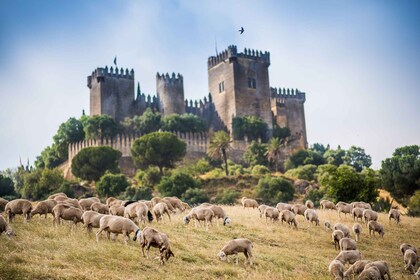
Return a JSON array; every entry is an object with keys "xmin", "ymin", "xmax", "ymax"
[
  {"xmin": 352, "ymin": 207, "xmax": 365, "ymax": 222},
  {"xmin": 153, "ymin": 202, "xmax": 171, "ymax": 223},
  {"xmin": 404, "ymin": 249, "xmax": 418, "ymax": 273},
  {"xmin": 124, "ymin": 201, "xmax": 153, "ymax": 224},
  {"xmin": 339, "ymin": 237, "xmax": 357, "ymax": 251},
  {"xmin": 241, "ymin": 197, "xmax": 259, "ymax": 209},
  {"xmin": 81, "ymin": 211, "xmax": 105, "ymax": 233},
  {"xmin": 95, "ymin": 215, "xmax": 141, "ymax": 245},
  {"xmin": 199, "ymin": 204, "xmax": 231, "ymax": 226},
  {"xmin": 363, "ymin": 209, "xmax": 378, "ymax": 224},
  {"xmin": 279, "ymin": 209, "xmax": 298, "ymax": 228},
  {"xmin": 263, "ymin": 207, "xmax": 279, "ymax": 223},
  {"xmin": 334, "ymin": 250, "xmax": 362, "ymax": 265},
  {"xmin": 353, "ymin": 223, "xmax": 362, "ymax": 241},
  {"xmin": 139, "ymin": 227, "xmax": 174, "ymax": 264},
  {"xmin": 351, "ymin": 201, "xmax": 371, "ymax": 209},
  {"xmin": 276, "ymin": 202, "xmax": 293, "ymax": 212},
  {"xmin": 324, "ymin": 221, "xmax": 333, "ymax": 231},
  {"xmin": 0, "ymin": 198, "xmax": 9, "ymax": 210},
  {"xmin": 320, "ymin": 200, "xmax": 336, "ymax": 210},
  {"xmin": 343, "ymin": 260, "xmax": 371, "ymax": 279},
  {"xmin": 305, "ymin": 200, "xmax": 314, "ymax": 209},
  {"xmin": 5, "ymin": 199, "xmax": 32, "ymax": 223},
  {"xmin": 333, "ymin": 223, "xmax": 350, "ymax": 237},
  {"xmin": 388, "ymin": 209, "xmax": 400, "ymax": 224},
  {"xmin": 217, "ymin": 238, "xmax": 253, "ymax": 266},
  {"xmin": 332, "ymin": 230, "xmax": 345, "ymax": 251},
  {"xmin": 163, "ymin": 197, "xmax": 186, "ymax": 212},
  {"xmin": 31, "ymin": 199, "xmax": 57, "ymax": 219},
  {"xmin": 400, "ymin": 243, "xmax": 417, "ymax": 256},
  {"xmin": 364, "ymin": 261, "xmax": 392, "ymax": 280},
  {"xmin": 368, "ymin": 221, "xmax": 384, "ymax": 238},
  {"xmin": 79, "ymin": 197, "xmax": 101, "ymax": 211},
  {"xmin": 336, "ymin": 202, "xmax": 353, "ymax": 219},
  {"xmin": 258, "ymin": 204, "xmax": 269, "ymax": 218},
  {"xmin": 48, "ymin": 193, "xmax": 67, "ymax": 200},
  {"xmin": 106, "ymin": 197, "xmax": 124, "ymax": 207},
  {"xmin": 328, "ymin": 259, "xmax": 344, "ymax": 280},
  {"xmin": 358, "ymin": 266, "xmax": 381, "ymax": 280},
  {"xmin": 183, "ymin": 207, "xmax": 214, "ymax": 231},
  {"xmin": 52, "ymin": 204, "xmax": 83, "ymax": 228},
  {"xmin": 109, "ymin": 205, "xmax": 125, "ymax": 216},
  {"xmin": 304, "ymin": 209, "xmax": 319, "ymax": 227},
  {"xmin": 292, "ymin": 204, "xmax": 307, "ymax": 217},
  {"xmin": 0, "ymin": 215, "xmax": 14, "ymax": 238},
  {"xmin": 91, "ymin": 202, "xmax": 109, "ymax": 214}
]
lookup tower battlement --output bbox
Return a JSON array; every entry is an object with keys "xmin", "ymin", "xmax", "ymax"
[
  {"xmin": 271, "ymin": 87, "xmax": 306, "ymax": 104},
  {"xmin": 207, "ymin": 45, "xmax": 270, "ymax": 69},
  {"xmin": 156, "ymin": 72, "xmax": 185, "ymax": 115},
  {"xmin": 156, "ymin": 72, "xmax": 183, "ymax": 84},
  {"xmin": 87, "ymin": 66, "xmax": 134, "ymax": 89}
]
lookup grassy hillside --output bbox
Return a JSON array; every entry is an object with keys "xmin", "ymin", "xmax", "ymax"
[{"xmin": 0, "ymin": 206, "xmax": 419, "ymax": 280}]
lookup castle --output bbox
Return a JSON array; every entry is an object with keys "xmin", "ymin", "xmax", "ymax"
[{"xmin": 64, "ymin": 45, "xmax": 308, "ymax": 178}]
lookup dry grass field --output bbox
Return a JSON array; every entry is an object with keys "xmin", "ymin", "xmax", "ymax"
[{"xmin": 0, "ymin": 206, "xmax": 419, "ymax": 280}]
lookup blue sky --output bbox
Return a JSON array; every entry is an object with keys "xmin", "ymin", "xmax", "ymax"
[{"xmin": 0, "ymin": 0, "xmax": 419, "ymax": 170}]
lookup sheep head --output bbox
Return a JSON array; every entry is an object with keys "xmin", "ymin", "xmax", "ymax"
[
  {"xmin": 223, "ymin": 217, "xmax": 231, "ymax": 226},
  {"xmin": 133, "ymin": 229, "xmax": 142, "ymax": 241},
  {"xmin": 217, "ymin": 251, "xmax": 227, "ymax": 261},
  {"xmin": 183, "ymin": 216, "xmax": 190, "ymax": 225}
]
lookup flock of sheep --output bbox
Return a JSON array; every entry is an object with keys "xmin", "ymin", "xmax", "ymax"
[{"xmin": 0, "ymin": 194, "xmax": 419, "ymax": 279}]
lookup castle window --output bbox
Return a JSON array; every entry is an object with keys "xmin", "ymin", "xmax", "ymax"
[
  {"xmin": 248, "ymin": 78, "xmax": 256, "ymax": 89},
  {"xmin": 219, "ymin": 81, "xmax": 225, "ymax": 93}
]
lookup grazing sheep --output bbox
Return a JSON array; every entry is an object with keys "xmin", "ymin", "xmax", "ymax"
[
  {"xmin": 364, "ymin": 261, "xmax": 392, "ymax": 280},
  {"xmin": 95, "ymin": 215, "xmax": 141, "ymax": 245},
  {"xmin": 279, "ymin": 210, "xmax": 298, "ymax": 228},
  {"xmin": 368, "ymin": 221, "xmax": 384, "ymax": 238},
  {"xmin": 181, "ymin": 202, "xmax": 190, "ymax": 212},
  {"xmin": 339, "ymin": 237, "xmax": 357, "ymax": 251},
  {"xmin": 333, "ymin": 223, "xmax": 351, "ymax": 237},
  {"xmin": 0, "ymin": 198, "xmax": 9, "ymax": 210},
  {"xmin": 258, "ymin": 204, "xmax": 269, "ymax": 218},
  {"xmin": 332, "ymin": 230, "xmax": 345, "ymax": 251},
  {"xmin": 151, "ymin": 197, "xmax": 163, "ymax": 206},
  {"xmin": 79, "ymin": 197, "xmax": 101, "ymax": 211},
  {"xmin": 351, "ymin": 201, "xmax": 371, "ymax": 209},
  {"xmin": 183, "ymin": 207, "xmax": 214, "ymax": 231},
  {"xmin": 344, "ymin": 260, "xmax": 371, "ymax": 279},
  {"xmin": 353, "ymin": 223, "xmax": 362, "ymax": 241},
  {"xmin": 53, "ymin": 195, "xmax": 69, "ymax": 202},
  {"xmin": 304, "ymin": 209, "xmax": 319, "ymax": 227},
  {"xmin": 328, "ymin": 259, "xmax": 344, "ymax": 280},
  {"xmin": 106, "ymin": 197, "xmax": 124, "ymax": 207},
  {"xmin": 263, "ymin": 207, "xmax": 279, "ymax": 223},
  {"xmin": 320, "ymin": 200, "xmax": 336, "ymax": 210},
  {"xmin": 324, "ymin": 221, "xmax": 333, "ymax": 231},
  {"xmin": 163, "ymin": 197, "xmax": 186, "ymax": 212},
  {"xmin": 276, "ymin": 202, "xmax": 293, "ymax": 211},
  {"xmin": 404, "ymin": 249, "xmax": 418, "ymax": 273},
  {"xmin": 140, "ymin": 200, "xmax": 153, "ymax": 210},
  {"xmin": 91, "ymin": 202, "xmax": 109, "ymax": 214},
  {"xmin": 388, "ymin": 209, "xmax": 400, "ymax": 224},
  {"xmin": 217, "ymin": 238, "xmax": 253, "ymax": 266},
  {"xmin": 241, "ymin": 197, "xmax": 259, "ymax": 209},
  {"xmin": 363, "ymin": 209, "xmax": 378, "ymax": 224},
  {"xmin": 52, "ymin": 204, "xmax": 83, "ymax": 228},
  {"xmin": 153, "ymin": 202, "xmax": 171, "ymax": 223},
  {"xmin": 305, "ymin": 200, "xmax": 314, "ymax": 209},
  {"xmin": 81, "ymin": 211, "xmax": 105, "ymax": 233},
  {"xmin": 109, "ymin": 205, "xmax": 125, "ymax": 216},
  {"xmin": 200, "ymin": 204, "xmax": 231, "ymax": 226},
  {"xmin": 0, "ymin": 215, "xmax": 14, "ymax": 238},
  {"xmin": 140, "ymin": 227, "xmax": 175, "ymax": 264},
  {"xmin": 31, "ymin": 199, "xmax": 57, "ymax": 219},
  {"xmin": 358, "ymin": 266, "xmax": 381, "ymax": 280},
  {"xmin": 352, "ymin": 207, "xmax": 365, "ymax": 222},
  {"xmin": 48, "ymin": 193, "xmax": 67, "ymax": 200},
  {"xmin": 334, "ymin": 250, "xmax": 362, "ymax": 265},
  {"xmin": 337, "ymin": 202, "xmax": 353, "ymax": 219},
  {"xmin": 124, "ymin": 202, "xmax": 153, "ymax": 225},
  {"xmin": 292, "ymin": 204, "xmax": 307, "ymax": 217},
  {"xmin": 54, "ymin": 198, "xmax": 82, "ymax": 209},
  {"xmin": 400, "ymin": 243, "xmax": 417, "ymax": 256},
  {"xmin": 5, "ymin": 199, "xmax": 32, "ymax": 223}
]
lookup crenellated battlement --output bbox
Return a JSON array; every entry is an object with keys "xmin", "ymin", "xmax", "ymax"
[
  {"xmin": 237, "ymin": 47, "xmax": 270, "ymax": 64},
  {"xmin": 270, "ymin": 87, "xmax": 306, "ymax": 104},
  {"xmin": 184, "ymin": 94, "xmax": 212, "ymax": 111},
  {"xmin": 156, "ymin": 72, "xmax": 183, "ymax": 84},
  {"xmin": 135, "ymin": 93, "xmax": 159, "ymax": 108},
  {"xmin": 208, "ymin": 45, "xmax": 270, "ymax": 68},
  {"xmin": 88, "ymin": 66, "xmax": 134, "ymax": 88}
]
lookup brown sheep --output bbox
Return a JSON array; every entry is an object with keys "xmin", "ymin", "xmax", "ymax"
[
  {"xmin": 368, "ymin": 221, "xmax": 384, "ymax": 238},
  {"xmin": 263, "ymin": 207, "xmax": 279, "ymax": 223},
  {"xmin": 258, "ymin": 204, "xmax": 269, "ymax": 218},
  {"xmin": 332, "ymin": 230, "xmax": 345, "ymax": 251},
  {"xmin": 81, "ymin": 211, "xmax": 105, "ymax": 233},
  {"xmin": 109, "ymin": 205, "xmax": 125, "ymax": 216},
  {"xmin": 183, "ymin": 207, "xmax": 214, "ymax": 231},
  {"xmin": 334, "ymin": 250, "xmax": 362, "ymax": 265},
  {"xmin": 48, "ymin": 193, "xmax": 67, "ymax": 200},
  {"xmin": 91, "ymin": 202, "xmax": 109, "ymax": 214},
  {"xmin": 96, "ymin": 215, "xmax": 141, "ymax": 245},
  {"xmin": 139, "ymin": 227, "xmax": 175, "ymax": 264},
  {"xmin": 52, "ymin": 204, "xmax": 83, "ymax": 228},
  {"xmin": 363, "ymin": 209, "xmax": 378, "ymax": 224},
  {"xmin": 305, "ymin": 200, "xmax": 314, "ymax": 209},
  {"xmin": 320, "ymin": 200, "xmax": 336, "ymax": 210},
  {"xmin": 404, "ymin": 249, "xmax": 418, "ymax": 273},
  {"xmin": 153, "ymin": 202, "xmax": 171, "ymax": 222},
  {"xmin": 5, "ymin": 199, "xmax": 32, "ymax": 223},
  {"xmin": 304, "ymin": 209, "xmax": 319, "ymax": 227},
  {"xmin": 358, "ymin": 266, "xmax": 381, "ymax": 280},
  {"xmin": 328, "ymin": 259, "xmax": 344, "ymax": 280},
  {"xmin": 364, "ymin": 261, "xmax": 392, "ymax": 280},
  {"xmin": 352, "ymin": 207, "xmax": 365, "ymax": 222},
  {"xmin": 124, "ymin": 202, "xmax": 153, "ymax": 224},
  {"xmin": 276, "ymin": 202, "xmax": 293, "ymax": 211},
  {"xmin": 0, "ymin": 197, "xmax": 9, "ymax": 210},
  {"xmin": 279, "ymin": 209, "xmax": 298, "ymax": 228},
  {"xmin": 106, "ymin": 197, "xmax": 124, "ymax": 207},
  {"xmin": 79, "ymin": 197, "xmax": 101, "ymax": 211},
  {"xmin": 336, "ymin": 202, "xmax": 353, "ymax": 219},
  {"xmin": 344, "ymin": 260, "xmax": 371, "ymax": 279},
  {"xmin": 31, "ymin": 199, "xmax": 57, "ymax": 218},
  {"xmin": 217, "ymin": 238, "xmax": 253, "ymax": 266},
  {"xmin": 333, "ymin": 223, "xmax": 350, "ymax": 237},
  {"xmin": 400, "ymin": 243, "xmax": 417, "ymax": 256},
  {"xmin": 163, "ymin": 197, "xmax": 186, "ymax": 212},
  {"xmin": 241, "ymin": 197, "xmax": 259, "ymax": 209},
  {"xmin": 353, "ymin": 223, "xmax": 362, "ymax": 241},
  {"xmin": 199, "ymin": 204, "xmax": 231, "ymax": 226},
  {"xmin": 292, "ymin": 204, "xmax": 307, "ymax": 217},
  {"xmin": 339, "ymin": 237, "xmax": 357, "ymax": 251},
  {"xmin": 0, "ymin": 215, "xmax": 14, "ymax": 238},
  {"xmin": 388, "ymin": 209, "xmax": 400, "ymax": 224}
]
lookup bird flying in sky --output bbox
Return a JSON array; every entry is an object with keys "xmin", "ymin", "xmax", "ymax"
[{"xmin": 239, "ymin": 27, "xmax": 244, "ymax": 34}]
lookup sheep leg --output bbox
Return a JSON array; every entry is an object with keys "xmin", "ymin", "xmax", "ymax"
[
  {"xmin": 124, "ymin": 232, "xmax": 129, "ymax": 245},
  {"xmin": 146, "ymin": 244, "xmax": 151, "ymax": 259},
  {"xmin": 244, "ymin": 251, "xmax": 249, "ymax": 265},
  {"xmin": 96, "ymin": 228, "xmax": 104, "ymax": 242},
  {"xmin": 235, "ymin": 253, "xmax": 239, "ymax": 265},
  {"xmin": 166, "ymin": 212, "xmax": 171, "ymax": 223}
]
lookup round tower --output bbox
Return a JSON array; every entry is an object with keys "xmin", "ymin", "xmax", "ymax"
[{"xmin": 156, "ymin": 72, "xmax": 185, "ymax": 116}]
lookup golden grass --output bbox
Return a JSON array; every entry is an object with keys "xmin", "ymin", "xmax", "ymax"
[{"xmin": 0, "ymin": 206, "xmax": 419, "ymax": 280}]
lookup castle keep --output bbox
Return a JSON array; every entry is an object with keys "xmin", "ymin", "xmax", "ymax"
[{"xmin": 87, "ymin": 45, "xmax": 307, "ymax": 149}]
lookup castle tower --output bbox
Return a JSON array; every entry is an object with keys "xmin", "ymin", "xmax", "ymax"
[
  {"xmin": 207, "ymin": 45, "xmax": 273, "ymax": 137},
  {"xmin": 271, "ymin": 87, "xmax": 307, "ymax": 149},
  {"xmin": 87, "ymin": 66, "xmax": 135, "ymax": 122},
  {"xmin": 156, "ymin": 72, "xmax": 185, "ymax": 116}
]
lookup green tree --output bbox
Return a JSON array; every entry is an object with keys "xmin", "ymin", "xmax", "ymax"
[
  {"xmin": 121, "ymin": 108, "xmax": 162, "ymax": 134},
  {"xmin": 96, "ymin": 173, "xmax": 129, "ymax": 198},
  {"xmin": 272, "ymin": 125, "xmax": 291, "ymax": 140},
  {"xmin": 162, "ymin": 113, "xmax": 206, "ymax": 133},
  {"xmin": 156, "ymin": 172, "xmax": 199, "ymax": 198},
  {"xmin": 255, "ymin": 176, "xmax": 295, "ymax": 204},
  {"xmin": 208, "ymin": 131, "xmax": 231, "ymax": 176},
  {"xmin": 286, "ymin": 149, "xmax": 324, "ymax": 170},
  {"xmin": 323, "ymin": 147, "xmax": 345, "ymax": 166},
  {"xmin": 232, "ymin": 116, "xmax": 268, "ymax": 141},
  {"xmin": 343, "ymin": 146, "xmax": 372, "ymax": 172},
  {"xmin": 21, "ymin": 168, "xmax": 64, "ymax": 200},
  {"xmin": 82, "ymin": 115, "xmax": 120, "ymax": 140},
  {"xmin": 310, "ymin": 143, "xmax": 328, "ymax": 155},
  {"xmin": 408, "ymin": 190, "xmax": 420, "ymax": 217},
  {"xmin": 182, "ymin": 188, "xmax": 209, "ymax": 205},
  {"xmin": 131, "ymin": 132, "xmax": 187, "ymax": 175},
  {"xmin": 285, "ymin": 164, "xmax": 317, "ymax": 181},
  {"xmin": 266, "ymin": 137, "xmax": 283, "ymax": 172},
  {"xmin": 0, "ymin": 174, "xmax": 15, "ymax": 197},
  {"xmin": 35, "ymin": 145, "xmax": 63, "ymax": 169},
  {"xmin": 54, "ymin": 117, "xmax": 85, "ymax": 159},
  {"xmin": 71, "ymin": 146, "xmax": 121, "ymax": 181},
  {"xmin": 243, "ymin": 141, "xmax": 268, "ymax": 167},
  {"xmin": 380, "ymin": 145, "xmax": 420, "ymax": 206}
]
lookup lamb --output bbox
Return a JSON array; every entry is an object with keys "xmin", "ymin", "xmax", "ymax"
[
  {"xmin": 324, "ymin": 221, "xmax": 333, "ymax": 231},
  {"xmin": 352, "ymin": 207, "xmax": 365, "ymax": 222},
  {"xmin": 217, "ymin": 238, "xmax": 253, "ymax": 266},
  {"xmin": 31, "ymin": 199, "xmax": 57, "ymax": 219},
  {"xmin": 81, "ymin": 211, "xmax": 105, "ymax": 233},
  {"xmin": 353, "ymin": 223, "xmax": 363, "ymax": 241},
  {"xmin": 344, "ymin": 260, "xmax": 371, "ymax": 279},
  {"xmin": 5, "ymin": 199, "xmax": 32, "ymax": 223},
  {"xmin": 358, "ymin": 266, "xmax": 381, "ymax": 280},
  {"xmin": 305, "ymin": 200, "xmax": 314, "ymax": 209},
  {"xmin": 95, "ymin": 215, "xmax": 141, "ymax": 245},
  {"xmin": 241, "ymin": 197, "xmax": 259, "ymax": 209},
  {"xmin": 109, "ymin": 205, "xmax": 125, "ymax": 216},
  {"xmin": 304, "ymin": 209, "xmax": 319, "ymax": 227},
  {"xmin": 364, "ymin": 261, "xmax": 392, "ymax": 280},
  {"xmin": 363, "ymin": 209, "xmax": 378, "ymax": 224},
  {"xmin": 328, "ymin": 259, "xmax": 344, "ymax": 280},
  {"xmin": 124, "ymin": 201, "xmax": 153, "ymax": 224},
  {"xmin": 0, "ymin": 197, "xmax": 9, "ymax": 210},
  {"xmin": 367, "ymin": 221, "xmax": 384, "ymax": 238},
  {"xmin": 320, "ymin": 200, "xmax": 336, "ymax": 210},
  {"xmin": 79, "ymin": 197, "xmax": 101, "ymax": 211},
  {"xmin": 292, "ymin": 204, "xmax": 307, "ymax": 217},
  {"xmin": 153, "ymin": 202, "xmax": 171, "ymax": 222},
  {"xmin": 279, "ymin": 209, "xmax": 298, "ymax": 228},
  {"xmin": 332, "ymin": 230, "xmax": 345, "ymax": 250},
  {"xmin": 52, "ymin": 204, "xmax": 83, "ymax": 228},
  {"xmin": 400, "ymin": 243, "xmax": 417, "ymax": 256},
  {"xmin": 404, "ymin": 249, "xmax": 418, "ymax": 273},
  {"xmin": 333, "ymin": 223, "xmax": 351, "ymax": 237},
  {"xmin": 200, "ymin": 204, "xmax": 231, "ymax": 226},
  {"xmin": 351, "ymin": 201, "xmax": 371, "ymax": 209},
  {"xmin": 263, "ymin": 207, "xmax": 279, "ymax": 223},
  {"xmin": 183, "ymin": 207, "xmax": 214, "ymax": 231},
  {"xmin": 139, "ymin": 227, "xmax": 175, "ymax": 264},
  {"xmin": 0, "ymin": 215, "xmax": 14, "ymax": 238},
  {"xmin": 91, "ymin": 202, "xmax": 109, "ymax": 214},
  {"xmin": 388, "ymin": 209, "xmax": 400, "ymax": 224},
  {"xmin": 334, "ymin": 250, "xmax": 362, "ymax": 265},
  {"xmin": 258, "ymin": 204, "xmax": 269, "ymax": 218},
  {"xmin": 337, "ymin": 202, "xmax": 353, "ymax": 219},
  {"xmin": 276, "ymin": 202, "xmax": 293, "ymax": 211},
  {"xmin": 339, "ymin": 237, "xmax": 357, "ymax": 251}
]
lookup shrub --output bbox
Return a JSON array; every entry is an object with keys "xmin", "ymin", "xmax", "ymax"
[
  {"xmin": 205, "ymin": 168, "xmax": 225, "ymax": 179},
  {"xmin": 96, "ymin": 173, "xmax": 129, "ymax": 198},
  {"xmin": 284, "ymin": 164, "xmax": 317, "ymax": 181},
  {"xmin": 0, "ymin": 174, "xmax": 15, "ymax": 197},
  {"xmin": 372, "ymin": 197, "xmax": 392, "ymax": 213},
  {"xmin": 182, "ymin": 188, "xmax": 209, "ymax": 205},
  {"xmin": 304, "ymin": 188, "xmax": 326, "ymax": 207},
  {"xmin": 215, "ymin": 189, "xmax": 240, "ymax": 205},
  {"xmin": 21, "ymin": 168, "xmax": 64, "ymax": 200},
  {"xmin": 124, "ymin": 186, "xmax": 153, "ymax": 201},
  {"xmin": 251, "ymin": 165, "xmax": 270, "ymax": 175},
  {"xmin": 408, "ymin": 190, "xmax": 420, "ymax": 217},
  {"xmin": 255, "ymin": 176, "xmax": 295, "ymax": 204},
  {"xmin": 156, "ymin": 172, "xmax": 199, "ymax": 198},
  {"xmin": 135, "ymin": 167, "xmax": 162, "ymax": 188}
]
